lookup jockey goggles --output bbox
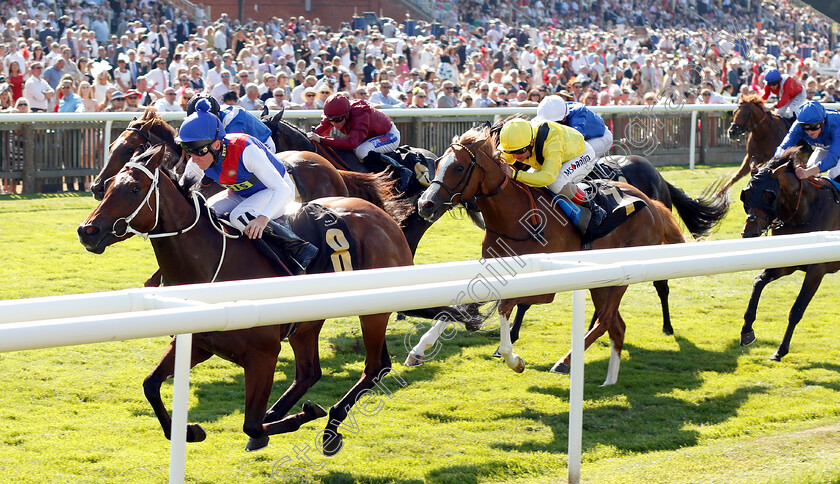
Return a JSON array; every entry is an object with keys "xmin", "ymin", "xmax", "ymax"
[
  {"xmin": 327, "ymin": 115, "xmax": 346, "ymax": 123},
  {"xmin": 801, "ymin": 122, "xmax": 823, "ymax": 132},
  {"xmin": 503, "ymin": 145, "xmax": 532, "ymax": 155},
  {"xmin": 180, "ymin": 140, "xmax": 214, "ymax": 156}
]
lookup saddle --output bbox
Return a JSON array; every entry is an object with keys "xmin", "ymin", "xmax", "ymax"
[
  {"xmin": 279, "ymin": 202, "xmax": 359, "ymax": 274},
  {"xmin": 583, "ymin": 159, "xmax": 629, "ymax": 185},
  {"xmin": 549, "ymin": 180, "xmax": 647, "ymax": 247},
  {"xmin": 218, "ymin": 203, "xmax": 358, "ymax": 276}
]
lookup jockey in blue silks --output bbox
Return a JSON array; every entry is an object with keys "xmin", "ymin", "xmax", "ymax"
[
  {"xmin": 187, "ymin": 94, "xmax": 277, "ymax": 153},
  {"xmin": 774, "ymin": 101, "xmax": 840, "ymax": 181},
  {"xmin": 534, "ymin": 95, "xmax": 614, "ymax": 159},
  {"xmin": 177, "ymin": 98, "xmax": 317, "ymax": 274}
]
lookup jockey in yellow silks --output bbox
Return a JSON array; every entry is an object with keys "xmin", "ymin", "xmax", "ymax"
[{"xmin": 498, "ymin": 118, "xmax": 606, "ymax": 225}]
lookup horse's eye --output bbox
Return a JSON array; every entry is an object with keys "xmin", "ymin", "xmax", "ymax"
[
  {"xmin": 130, "ymin": 183, "xmax": 141, "ymax": 194},
  {"xmin": 455, "ymin": 164, "xmax": 466, "ymax": 174}
]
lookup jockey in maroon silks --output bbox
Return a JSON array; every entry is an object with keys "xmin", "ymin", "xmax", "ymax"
[{"xmin": 307, "ymin": 94, "xmax": 413, "ymax": 191}]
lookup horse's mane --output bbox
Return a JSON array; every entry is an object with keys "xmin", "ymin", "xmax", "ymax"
[
  {"xmin": 761, "ymin": 146, "xmax": 803, "ymax": 171},
  {"xmin": 136, "ymin": 107, "xmax": 179, "ymax": 145},
  {"xmin": 740, "ymin": 94, "xmax": 766, "ymax": 108},
  {"xmin": 486, "ymin": 114, "xmax": 530, "ymax": 147},
  {"xmin": 132, "ymin": 144, "xmax": 199, "ymax": 201}
]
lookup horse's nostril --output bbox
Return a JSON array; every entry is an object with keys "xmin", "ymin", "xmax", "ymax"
[{"xmin": 84, "ymin": 225, "xmax": 99, "ymax": 236}]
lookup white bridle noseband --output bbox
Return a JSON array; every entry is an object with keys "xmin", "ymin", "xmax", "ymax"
[{"xmin": 112, "ymin": 161, "xmax": 237, "ymax": 282}]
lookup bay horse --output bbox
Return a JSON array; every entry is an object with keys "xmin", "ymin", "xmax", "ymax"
[
  {"xmin": 721, "ymin": 94, "xmax": 788, "ymax": 194},
  {"xmin": 414, "ymin": 122, "xmax": 689, "ymax": 385},
  {"xmin": 78, "ymin": 145, "xmax": 483, "ymax": 453},
  {"xmin": 739, "ymin": 147, "xmax": 840, "ymax": 361}
]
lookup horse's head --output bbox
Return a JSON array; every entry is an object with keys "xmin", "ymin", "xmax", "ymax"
[
  {"xmin": 728, "ymin": 95, "xmax": 765, "ymax": 142},
  {"xmin": 262, "ymin": 107, "xmax": 311, "ymax": 153},
  {"xmin": 91, "ymin": 108, "xmax": 180, "ymax": 200},
  {"xmin": 417, "ymin": 125, "xmax": 500, "ymax": 222},
  {"xmin": 740, "ymin": 149, "xmax": 800, "ymax": 237},
  {"xmin": 79, "ymin": 145, "xmax": 171, "ymax": 253}
]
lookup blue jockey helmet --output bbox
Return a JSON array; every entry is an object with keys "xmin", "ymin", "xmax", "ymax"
[
  {"xmin": 797, "ymin": 101, "xmax": 826, "ymax": 125},
  {"xmin": 764, "ymin": 69, "xmax": 781, "ymax": 84},
  {"xmin": 175, "ymin": 98, "xmax": 226, "ymax": 148}
]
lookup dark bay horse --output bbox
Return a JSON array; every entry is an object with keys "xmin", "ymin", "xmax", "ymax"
[
  {"xmin": 721, "ymin": 94, "xmax": 788, "ymax": 193},
  {"xmin": 263, "ymin": 109, "xmax": 445, "ymax": 253},
  {"xmin": 415, "ymin": 123, "xmax": 689, "ymax": 385},
  {"xmin": 78, "ymin": 145, "xmax": 482, "ymax": 453},
  {"xmin": 739, "ymin": 147, "xmax": 840, "ymax": 361}
]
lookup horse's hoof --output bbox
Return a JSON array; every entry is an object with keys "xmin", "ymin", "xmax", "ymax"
[
  {"xmin": 302, "ymin": 400, "xmax": 328, "ymax": 419},
  {"xmin": 403, "ymin": 353, "xmax": 424, "ymax": 367},
  {"xmin": 492, "ymin": 348, "xmax": 502, "ymax": 358},
  {"xmin": 186, "ymin": 423, "xmax": 206, "ymax": 443},
  {"xmin": 513, "ymin": 356, "xmax": 525, "ymax": 373},
  {"xmin": 245, "ymin": 435, "xmax": 269, "ymax": 452},
  {"xmin": 396, "ymin": 312, "xmax": 406, "ymax": 321},
  {"xmin": 322, "ymin": 431, "xmax": 344, "ymax": 457},
  {"xmin": 769, "ymin": 349, "xmax": 787, "ymax": 362},
  {"xmin": 662, "ymin": 327, "xmax": 674, "ymax": 336},
  {"xmin": 740, "ymin": 331, "xmax": 756, "ymax": 346},
  {"xmin": 550, "ymin": 362, "xmax": 570, "ymax": 374}
]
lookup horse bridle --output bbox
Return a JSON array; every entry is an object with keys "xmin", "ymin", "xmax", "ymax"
[
  {"xmin": 744, "ymin": 173, "xmax": 808, "ymax": 235},
  {"xmin": 113, "ymin": 161, "xmax": 234, "ymax": 282},
  {"xmin": 429, "ymin": 140, "xmax": 508, "ymax": 208},
  {"xmin": 731, "ymin": 102, "xmax": 770, "ymax": 138}
]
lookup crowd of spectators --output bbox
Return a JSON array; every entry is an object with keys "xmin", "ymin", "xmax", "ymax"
[{"xmin": 1, "ymin": 0, "xmax": 840, "ymax": 116}]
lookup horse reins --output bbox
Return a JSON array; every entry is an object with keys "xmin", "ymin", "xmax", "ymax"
[
  {"xmin": 114, "ymin": 162, "xmax": 234, "ymax": 283},
  {"xmin": 431, "ymin": 141, "xmax": 541, "ymax": 242}
]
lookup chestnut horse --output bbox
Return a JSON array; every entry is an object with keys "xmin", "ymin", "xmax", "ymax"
[
  {"xmin": 721, "ymin": 94, "xmax": 788, "ymax": 193},
  {"xmin": 78, "ymin": 145, "xmax": 482, "ymax": 453},
  {"xmin": 739, "ymin": 147, "xmax": 840, "ymax": 361},
  {"xmin": 415, "ymin": 122, "xmax": 688, "ymax": 385}
]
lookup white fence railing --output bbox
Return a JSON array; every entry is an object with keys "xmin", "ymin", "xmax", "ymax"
[
  {"xmin": 4, "ymin": 232, "xmax": 840, "ymax": 483},
  {"xmin": 3, "ymin": 103, "xmax": 839, "ymax": 194}
]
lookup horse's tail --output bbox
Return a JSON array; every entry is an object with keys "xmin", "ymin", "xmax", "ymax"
[
  {"xmin": 339, "ymin": 170, "xmax": 414, "ymax": 225},
  {"xmin": 666, "ymin": 179, "xmax": 730, "ymax": 238},
  {"xmin": 400, "ymin": 303, "xmax": 491, "ymax": 332}
]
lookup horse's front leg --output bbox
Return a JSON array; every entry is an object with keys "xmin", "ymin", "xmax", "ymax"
[
  {"xmin": 142, "ymin": 336, "xmax": 212, "ymax": 442},
  {"xmin": 262, "ymin": 322, "xmax": 327, "ymax": 435},
  {"xmin": 771, "ymin": 266, "xmax": 826, "ymax": 361},
  {"xmin": 741, "ymin": 267, "xmax": 794, "ymax": 346},
  {"xmin": 242, "ymin": 352, "xmax": 279, "ymax": 451},
  {"xmin": 322, "ymin": 314, "xmax": 391, "ymax": 457},
  {"xmin": 496, "ymin": 300, "xmax": 525, "ymax": 372},
  {"xmin": 493, "ymin": 303, "xmax": 530, "ymax": 358},
  {"xmin": 144, "ymin": 268, "xmax": 163, "ymax": 287}
]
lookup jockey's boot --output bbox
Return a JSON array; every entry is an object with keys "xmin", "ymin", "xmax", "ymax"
[
  {"xmin": 364, "ymin": 152, "xmax": 413, "ymax": 192},
  {"xmin": 581, "ymin": 199, "xmax": 607, "ymax": 226},
  {"xmin": 262, "ymin": 218, "xmax": 319, "ymax": 275}
]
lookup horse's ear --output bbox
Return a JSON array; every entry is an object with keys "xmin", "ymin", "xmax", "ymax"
[
  {"xmin": 749, "ymin": 157, "xmax": 758, "ymax": 174},
  {"xmin": 272, "ymin": 105, "xmax": 285, "ymax": 124},
  {"xmin": 451, "ymin": 134, "xmax": 459, "ymax": 144},
  {"xmin": 261, "ymin": 106, "xmax": 269, "ymax": 118},
  {"xmin": 771, "ymin": 162, "xmax": 789, "ymax": 179},
  {"xmin": 147, "ymin": 145, "xmax": 168, "ymax": 170}
]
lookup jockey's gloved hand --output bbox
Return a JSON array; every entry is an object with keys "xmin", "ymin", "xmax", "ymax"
[{"xmin": 306, "ymin": 131, "xmax": 322, "ymax": 143}]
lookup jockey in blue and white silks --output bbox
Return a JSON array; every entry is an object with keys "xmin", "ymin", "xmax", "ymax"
[
  {"xmin": 775, "ymin": 101, "xmax": 840, "ymax": 181},
  {"xmin": 176, "ymin": 98, "xmax": 317, "ymax": 273},
  {"xmin": 218, "ymin": 104, "xmax": 277, "ymax": 153},
  {"xmin": 534, "ymin": 95, "xmax": 613, "ymax": 159}
]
